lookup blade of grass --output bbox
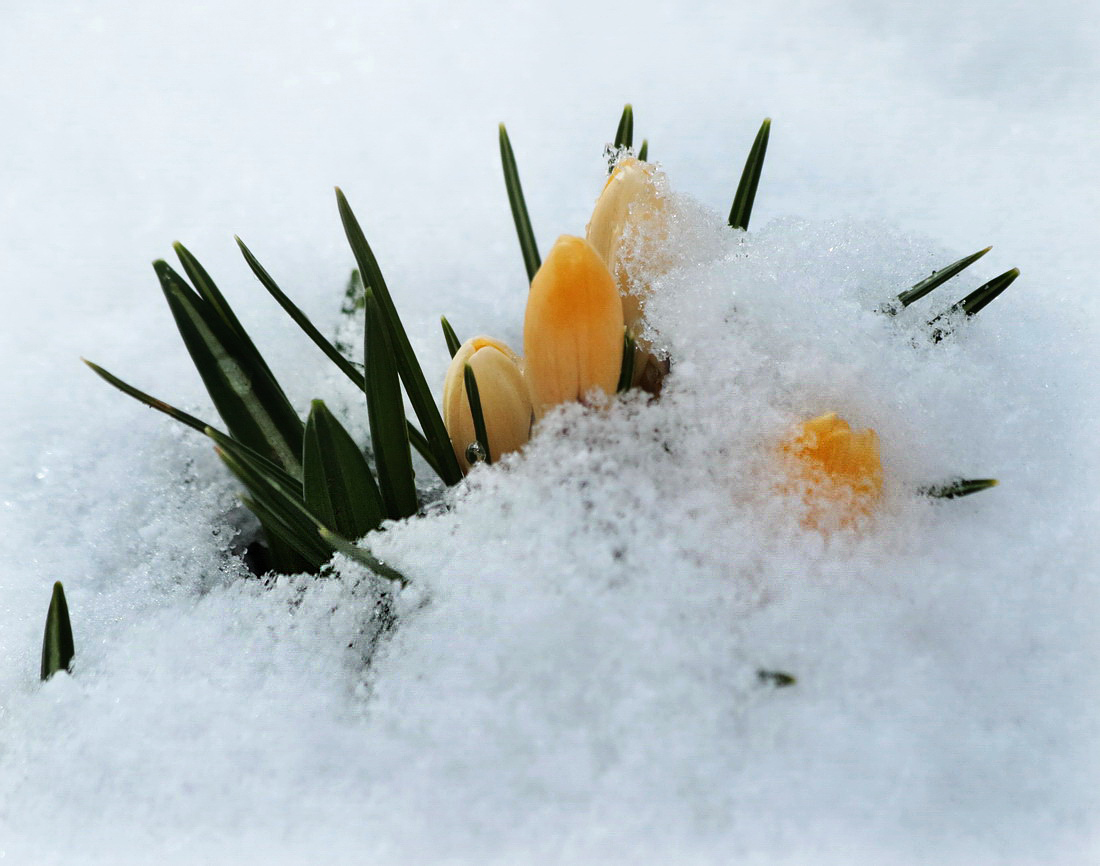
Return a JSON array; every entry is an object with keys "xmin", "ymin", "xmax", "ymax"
[
  {"xmin": 637, "ymin": 139, "xmax": 648, "ymax": 162},
  {"xmin": 441, "ymin": 316, "xmax": 461, "ymax": 358},
  {"xmin": 365, "ymin": 290, "xmax": 419, "ymax": 519},
  {"xmin": 303, "ymin": 399, "xmax": 385, "ymax": 539},
  {"xmin": 614, "ymin": 104, "xmax": 634, "ymax": 150},
  {"xmin": 728, "ymin": 118, "xmax": 771, "ymax": 230},
  {"xmin": 40, "ymin": 582, "xmax": 74, "ymax": 681},
  {"xmin": 335, "ymin": 188, "xmax": 463, "ymax": 485},
  {"xmin": 894, "ymin": 246, "xmax": 992, "ymax": 309},
  {"xmin": 156, "ymin": 259, "xmax": 304, "ymax": 475},
  {"xmin": 463, "ymin": 363, "xmax": 491, "ymax": 465},
  {"xmin": 919, "ymin": 478, "xmax": 999, "ymax": 499},
  {"xmin": 498, "ymin": 124, "xmax": 541, "ymax": 283}
]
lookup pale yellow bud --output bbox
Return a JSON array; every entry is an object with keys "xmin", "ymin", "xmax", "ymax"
[
  {"xmin": 585, "ymin": 157, "xmax": 667, "ymax": 334},
  {"xmin": 524, "ymin": 236, "xmax": 625, "ymax": 418},
  {"xmin": 780, "ymin": 412, "xmax": 884, "ymax": 528},
  {"xmin": 443, "ymin": 336, "xmax": 532, "ymax": 472}
]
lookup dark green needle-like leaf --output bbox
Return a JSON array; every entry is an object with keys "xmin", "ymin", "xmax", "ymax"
[
  {"xmin": 614, "ymin": 103, "xmax": 634, "ymax": 150},
  {"xmin": 728, "ymin": 118, "xmax": 771, "ymax": 230},
  {"xmin": 336, "ymin": 188, "xmax": 463, "ymax": 486},
  {"xmin": 617, "ymin": 329, "xmax": 636, "ymax": 392},
  {"xmin": 40, "ymin": 582, "xmax": 75, "ymax": 681},
  {"xmin": 441, "ymin": 316, "xmax": 462, "ymax": 358},
  {"xmin": 920, "ymin": 478, "xmax": 999, "ymax": 499},
  {"xmin": 892, "ymin": 246, "xmax": 992, "ymax": 310},
  {"xmin": 498, "ymin": 124, "xmax": 541, "ymax": 283},
  {"xmin": 463, "ymin": 363, "xmax": 491, "ymax": 465},
  {"xmin": 929, "ymin": 268, "xmax": 1020, "ymax": 342}
]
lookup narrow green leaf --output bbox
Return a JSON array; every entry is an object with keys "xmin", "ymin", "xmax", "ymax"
[
  {"xmin": 929, "ymin": 267, "xmax": 1020, "ymax": 342},
  {"xmin": 235, "ymin": 236, "xmax": 366, "ymax": 390},
  {"xmin": 728, "ymin": 118, "xmax": 771, "ymax": 231},
  {"xmin": 83, "ymin": 359, "xmax": 212, "ymax": 434},
  {"xmin": 617, "ymin": 329, "xmax": 636, "ymax": 393},
  {"xmin": 441, "ymin": 316, "xmax": 462, "ymax": 358},
  {"xmin": 365, "ymin": 290, "xmax": 419, "ymax": 519},
  {"xmin": 920, "ymin": 478, "xmax": 999, "ymax": 499},
  {"xmin": 236, "ymin": 236, "xmax": 439, "ymax": 473},
  {"xmin": 335, "ymin": 188, "xmax": 463, "ymax": 485},
  {"xmin": 637, "ymin": 139, "xmax": 649, "ymax": 162},
  {"xmin": 205, "ymin": 426, "xmax": 302, "ymax": 495},
  {"xmin": 463, "ymin": 363, "xmax": 491, "ymax": 465},
  {"xmin": 303, "ymin": 399, "xmax": 385, "ymax": 539},
  {"xmin": 239, "ymin": 492, "xmax": 329, "ymax": 573},
  {"xmin": 40, "ymin": 582, "xmax": 75, "ymax": 681},
  {"xmin": 893, "ymin": 246, "xmax": 992, "ymax": 310},
  {"xmin": 614, "ymin": 103, "xmax": 634, "ymax": 150},
  {"xmin": 318, "ymin": 528, "xmax": 408, "ymax": 587},
  {"xmin": 241, "ymin": 496, "xmax": 317, "ymax": 575},
  {"xmin": 155, "ymin": 259, "xmax": 304, "ymax": 475},
  {"xmin": 215, "ymin": 445, "xmax": 331, "ymax": 569},
  {"xmin": 498, "ymin": 124, "xmax": 542, "ymax": 283}
]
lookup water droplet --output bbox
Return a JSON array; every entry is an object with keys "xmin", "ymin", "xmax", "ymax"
[{"xmin": 465, "ymin": 441, "xmax": 486, "ymax": 464}]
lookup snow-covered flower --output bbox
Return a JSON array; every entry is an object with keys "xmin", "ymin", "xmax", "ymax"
[
  {"xmin": 443, "ymin": 336, "xmax": 532, "ymax": 472},
  {"xmin": 781, "ymin": 412, "xmax": 884, "ymax": 525},
  {"xmin": 523, "ymin": 235, "xmax": 625, "ymax": 419},
  {"xmin": 585, "ymin": 157, "xmax": 669, "ymax": 389}
]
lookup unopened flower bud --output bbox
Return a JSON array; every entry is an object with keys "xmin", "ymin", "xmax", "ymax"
[
  {"xmin": 443, "ymin": 336, "xmax": 532, "ymax": 472},
  {"xmin": 524, "ymin": 235, "xmax": 624, "ymax": 418},
  {"xmin": 585, "ymin": 157, "xmax": 667, "ymax": 334}
]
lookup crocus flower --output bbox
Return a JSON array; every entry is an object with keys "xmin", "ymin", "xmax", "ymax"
[
  {"xmin": 524, "ymin": 235, "xmax": 625, "ymax": 419},
  {"xmin": 443, "ymin": 336, "xmax": 532, "ymax": 472},
  {"xmin": 585, "ymin": 157, "xmax": 669, "ymax": 389},
  {"xmin": 781, "ymin": 412, "xmax": 884, "ymax": 526}
]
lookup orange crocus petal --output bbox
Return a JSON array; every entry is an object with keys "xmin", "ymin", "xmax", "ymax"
[
  {"xmin": 442, "ymin": 336, "xmax": 532, "ymax": 472},
  {"xmin": 781, "ymin": 412, "xmax": 884, "ymax": 524},
  {"xmin": 524, "ymin": 235, "xmax": 625, "ymax": 418}
]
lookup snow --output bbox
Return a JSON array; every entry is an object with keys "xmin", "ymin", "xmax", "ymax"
[{"xmin": 2, "ymin": 1, "xmax": 1098, "ymax": 863}]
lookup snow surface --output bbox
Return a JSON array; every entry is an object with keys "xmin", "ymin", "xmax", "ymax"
[{"xmin": 2, "ymin": 1, "xmax": 1099, "ymax": 863}]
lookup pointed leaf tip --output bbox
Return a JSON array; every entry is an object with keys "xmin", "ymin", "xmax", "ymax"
[{"xmin": 40, "ymin": 581, "xmax": 75, "ymax": 681}]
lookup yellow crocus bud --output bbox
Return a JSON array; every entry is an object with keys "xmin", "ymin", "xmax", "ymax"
[
  {"xmin": 524, "ymin": 235, "xmax": 625, "ymax": 418},
  {"xmin": 585, "ymin": 157, "xmax": 666, "ymax": 331},
  {"xmin": 443, "ymin": 336, "xmax": 532, "ymax": 472},
  {"xmin": 781, "ymin": 412, "xmax": 884, "ymax": 527}
]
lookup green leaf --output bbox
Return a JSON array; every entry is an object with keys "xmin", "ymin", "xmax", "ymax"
[
  {"xmin": 441, "ymin": 316, "xmax": 462, "ymax": 358},
  {"xmin": 614, "ymin": 103, "xmax": 634, "ymax": 150},
  {"xmin": 498, "ymin": 124, "xmax": 542, "ymax": 284},
  {"xmin": 318, "ymin": 527, "xmax": 408, "ymax": 587},
  {"xmin": 303, "ymin": 399, "xmax": 385, "ymax": 539},
  {"xmin": 892, "ymin": 246, "xmax": 992, "ymax": 310},
  {"xmin": 920, "ymin": 478, "xmax": 999, "ymax": 499},
  {"xmin": 637, "ymin": 139, "xmax": 649, "ymax": 162},
  {"xmin": 463, "ymin": 363, "xmax": 491, "ymax": 465},
  {"xmin": 155, "ymin": 259, "xmax": 304, "ymax": 476},
  {"xmin": 365, "ymin": 290, "xmax": 419, "ymax": 520},
  {"xmin": 241, "ymin": 497, "xmax": 317, "ymax": 575},
  {"xmin": 215, "ymin": 442, "xmax": 331, "ymax": 570},
  {"xmin": 235, "ymin": 236, "xmax": 366, "ymax": 390},
  {"xmin": 40, "ymin": 582, "xmax": 75, "ymax": 681},
  {"xmin": 83, "ymin": 359, "xmax": 212, "ymax": 435},
  {"xmin": 335, "ymin": 188, "xmax": 463, "ymax": 486},
  {"xmin": 728, "ymin": 118, "xmax": 771, "ymax": 231},
  {"xmin": 617, "ymin": 328, "xmax": 636, "ymax": 393},
  {"xmin": 929, "ymin": 267, "xmax": 1020, "ymax": 342}
]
